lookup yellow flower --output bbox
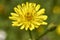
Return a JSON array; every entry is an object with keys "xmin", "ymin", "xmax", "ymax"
[
  {"xmin": 56, "ymin": 25, "xmax": 60, "ymax": 35},
  {"xmin": 9, "ymin": 2, "xmax": 48, "ymax": 31},
  {"xmin": 53, "ymin": 6, "xmax": 60, "ymax": 14}
]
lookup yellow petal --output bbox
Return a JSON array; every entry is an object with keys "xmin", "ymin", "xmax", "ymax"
[
  {"xmin": 9, "ymin": 17, "xmax": 17, "ymax": 20},
  {"xmin": 26, "ymin": 2, "xmax": 28, "ymax": 9},
  {"xmin": 29, "ymin": 3, "xmax": 32, "ymax": 8},
  {"xmin": 12, "ymin": 22, "xmax": 18, "ymax": 26},
  {"xmin": 36, "ymin": 8, "xmax": 45, "ymax": 15},
  {"xmin": 35, "ymin": 25, "xmax": 39, "ymax": 28},
  {"xmin": 17, "ymin": 5, "xmax": 21, "ymax": 10},
  {"xmin": 36, "ymin": 15, "xmax": 48, "ymax": 20},
  {"xmin": 29, "ymin": 24, "xmax": 34, "ymax": 31},
  {"xmin": 18, "ymin": 23, "xmax": 23, "ymax": 26},
  {"xmin": 22, "ymin": 3, "xmax": 25, "ymax": 7},
  {"xmin": 20, "ymin": 25, "xmax": 25, "ymax": 30},
  {"xmin": 32, "ymin": 21, "xmax": 41, "ymax": 25},
  {"xmin": 12, "ymin": 24, "xmax": 17, "ymax": 26},
  {"xmin": 25, "ymin": 24, "xmax": 29, "ymax": 30},
  {"xmin": 17, "ymin": 5, "xmax": 25, "ymax": 15},
  {"xmin": 35, "ymin": 4, "xmax": 40, "ymax": 11},
  {"xmin": 10, "ymin": 13, "xmax": 19, "ymax": 16},
  {"xmin": 21, "ymin": 3, "xmax": 28, "ymax": 14},
  {"xmin": 33, "ymin": 3, "xmax": 36, "ymax": 8},
  {"xmin": 14, "ymin": 7, "xmax": 23, "ymax": 15},
  {"xmin": 41, "ymin": 22, "xmax": 47, "ymax": 25},
  {"xmin": 14, "ymin": 7, "xmax": 19, "ymax": 13}
]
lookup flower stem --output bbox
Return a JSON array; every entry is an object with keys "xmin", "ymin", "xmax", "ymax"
[
  {"xmin": 36, "ymin": 25, "xmax": 56, "ymax": 40},
  {"xmin": 36, "ymin": 29, "xmax": 49, "ymax": 40},
  {"xmin": 28, "ymin": 30, "xmax": 33, "ymax": 40}
]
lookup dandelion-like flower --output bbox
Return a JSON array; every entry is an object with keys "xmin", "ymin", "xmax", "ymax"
[
  {"xmin": 9, "ymin": 2, "xmax": 48, "ymax": 31},
  {"xmin": 56, "ymin": 25, "xmax": 60, "ymax": 35},
  {"xmin": 53, "ymin": 6, "xmax": 60, "ymax": 14}
]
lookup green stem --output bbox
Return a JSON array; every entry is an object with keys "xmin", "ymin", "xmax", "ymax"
[
  {"xmin": 36, "ymin": 29, "xmax": 49, "ymax": 40},
  {"xmin": 28, "ymin": 30, "xmax": 33, "ymax": 40},
  {"xmin": 36, "ymin": 25, "xmax": 56, "ymax": 40}
]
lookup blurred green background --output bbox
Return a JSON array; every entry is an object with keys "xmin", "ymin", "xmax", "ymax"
[{"xmin": 0, "ymin": 0, "xmax": 60, "ymax": 40}]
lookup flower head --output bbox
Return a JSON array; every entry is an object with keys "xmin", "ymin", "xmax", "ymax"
[
  {"xmin": 53, "ymin": 6, "xmax": 60, "ymax": 14},
  {"xmin": 9, "ymin": 2, "xmax": 48, "ymax": 31},
  {"xmin": 56, "ymin": 25, "xmax": 60, "ymax": 35}
]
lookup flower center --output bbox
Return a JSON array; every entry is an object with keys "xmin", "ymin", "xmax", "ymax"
[{"xmin": 25, "ymin": 13, "xmax": 33, "ymax": 21}]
